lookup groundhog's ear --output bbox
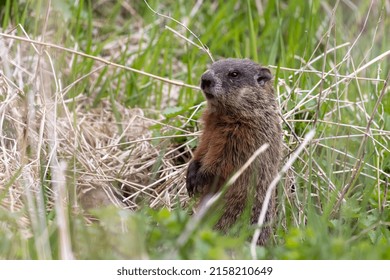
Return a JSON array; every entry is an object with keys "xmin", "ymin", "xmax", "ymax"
[{"xmin": 255, "ymin": 68, "xmax": 272, "ymax": 86}]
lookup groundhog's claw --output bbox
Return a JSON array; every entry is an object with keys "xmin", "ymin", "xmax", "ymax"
[
  {"xmin": 186, "ymin": 160, "xmax": 201, "ymax": 196},
  {"xmin": 186, "ymin": 160, "xmax": 214, "ymax": 196}
]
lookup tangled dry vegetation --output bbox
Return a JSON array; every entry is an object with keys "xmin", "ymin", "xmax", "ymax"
[{"xmin": 0, "ymin": 27, "xmax": 192, "ymax": 226}]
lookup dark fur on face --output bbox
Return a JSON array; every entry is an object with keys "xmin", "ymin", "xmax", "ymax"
[{"xmin": 200, "ymin": 59, "xmax": 275, "ymax": 117}]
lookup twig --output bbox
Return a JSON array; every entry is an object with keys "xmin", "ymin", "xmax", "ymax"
[
  {"xmin": 284, "ymin": 49, "xmax": 390, "ymax": 120},
  {"xmin": 270, "ymin": 65, "xmax": 385, "ymax": 82},
  {"xmin": 0, "ymin": 32, "xmax": 200, "ymax": 91},
  {"xmin": 176, "ymin": 144, "xmax": 270, "ymax": 247},
  {"xmin": 331, "ymin": 70, "xmax": 390, "ymax": 218},
  {"xmin": 251, "ymin": 129, "xmax": 315, "ymax": 259},
  {"xmin": 313, "ymin": 0, "xmax": 338, "ymax": 126},
  {"xmin": 143, "ymin": 0, "xmax": 214, "ymax": 62}
]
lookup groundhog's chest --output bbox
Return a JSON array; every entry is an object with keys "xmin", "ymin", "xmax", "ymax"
[{"xmin": 203, "ymin": 122, "xmax": 259, "ymax": 176}]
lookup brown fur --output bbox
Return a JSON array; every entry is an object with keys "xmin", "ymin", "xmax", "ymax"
[{"xmin": 186, "ymin": 58, "xmax": 282, "ymax": 245}]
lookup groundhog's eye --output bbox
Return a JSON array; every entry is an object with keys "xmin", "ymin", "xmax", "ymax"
[{"xmin": 228, "ymin": 71, "xmax": 239, "ymax": 78}]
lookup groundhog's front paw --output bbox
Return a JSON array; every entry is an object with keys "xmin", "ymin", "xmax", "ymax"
[
  {"xmin": 186, "ymin": 160, "xmax": 215, "ymax": 197},
  {"xmin": 186, "ymin": 160, "xmax": 201, "ymax": 196}
]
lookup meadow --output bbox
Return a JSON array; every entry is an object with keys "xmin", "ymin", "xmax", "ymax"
[{"xmin": 0, "ymin": 0, "xmax": 389, "ymax": 259}]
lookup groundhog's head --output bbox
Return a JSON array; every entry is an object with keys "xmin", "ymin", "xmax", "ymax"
[{"xmin": 200, "ymin": 58, "xmax": 275, "ymax": 116}]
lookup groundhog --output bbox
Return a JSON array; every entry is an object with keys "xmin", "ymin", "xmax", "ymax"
[{"xmin": 186, "ymin": 58, "xmax": 282, "ymax": 245}]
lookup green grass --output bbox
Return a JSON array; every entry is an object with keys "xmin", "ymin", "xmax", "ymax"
[{"xmin": 0, "ymin": 0, "xmax": 389, "ymax": 259}]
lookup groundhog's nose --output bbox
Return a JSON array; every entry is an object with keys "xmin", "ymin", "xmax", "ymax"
[{"xmin": 200, "ymin": 71, "xmax": 215, "ymax": 92}]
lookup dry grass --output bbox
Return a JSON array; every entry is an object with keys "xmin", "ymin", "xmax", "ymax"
[
  {"xmin": 0, "ymin": 26, "xmax": 193, "ymax": 227},
  {"xmin": 1, "ymin": 22, "xmax": 389, "ymax": 218},
  {"xmin": 0, "ymin": 1, "xmax": 389, "ymax": 259}
]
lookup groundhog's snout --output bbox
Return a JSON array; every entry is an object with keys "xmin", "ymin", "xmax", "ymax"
[{"xmin": 200, "ymin": 71, "xmax": 215, "ymax": 99}]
